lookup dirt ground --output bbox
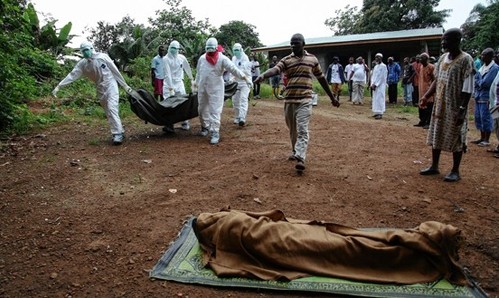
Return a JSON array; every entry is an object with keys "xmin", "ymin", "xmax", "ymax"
[{"xmin": 0, "ymin": 95, "xmax": 497, "ymax": 297}]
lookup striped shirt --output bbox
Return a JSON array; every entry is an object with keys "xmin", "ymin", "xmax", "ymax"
[{"xmin": 273, "ymin": 51, "xmax": 324, "ymax": 103}]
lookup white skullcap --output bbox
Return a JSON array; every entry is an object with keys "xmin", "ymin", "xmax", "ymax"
[{"xmin": 375, "ymin": 53, "xmax": 383, "ymax": 58}]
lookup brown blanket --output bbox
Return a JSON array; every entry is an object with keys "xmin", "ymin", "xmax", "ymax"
[{"xmin": 193, "ymin": 208, "xmax": 468, "ymax": 285}]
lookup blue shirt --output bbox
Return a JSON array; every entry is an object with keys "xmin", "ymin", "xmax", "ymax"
[
  {"xmin": 387, "ymin": 62, "xmax": 401, "ymax": 84},
  {"xmin": 151, "ymin": 55, "xmax": 166, "ymax": 79}
]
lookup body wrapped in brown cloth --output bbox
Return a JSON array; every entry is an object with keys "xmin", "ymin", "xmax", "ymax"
[{"xmin": 193, "ymin": 208, "xmax": 468, "ymax": 285}]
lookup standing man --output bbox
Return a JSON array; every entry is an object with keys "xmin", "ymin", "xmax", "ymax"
[
  {"xmin": 349, "ymin": 56, "xmax": 369, "ymax": 105},
  {"xmin": 419, "ymin": 28, "xmax": 474, "ymax": 182},
  {"xmin": 344, "ymin": 57, "xmax": 355, "ymax": 101},
  {"xmin": 386, "ymin": 57, "xmax": 401, "ymax": 104},
  {"xmin": 326, "ymin": 56, "xmax": 345, "ymax": 101},
  {"xmin": 231, "ymin": 43, "xmax": 252, "ymax": 126},
  {"xmin": 412, "ymin": 55, "xmax": 422, "ymax": 106},
  {"xmin": 402, "ymin": 57, "xmax": 415, "ymax": 107},
  {"xmin": 269, "ymin": 55, "xmax": 280, "ymax": 98},
  {"xmin": 370, "ymin": 53, "xmax": 388, "ymax": 119},
  {"xmin": 471, "ymin": 48, "xmax": 499, "ymax": 147},
  {"xmin": 52, "ymin": 41, "xmax": 133, "ymax": 145},
  {"xmin": 418, "ymin": 53, "xmax": 436, "ymax": 129},
  {"xmin": 254, "ymin": 33, "xmax": 340, "ymax": 173},
  {"xmin": 250, "ymin": 55, "xmax": 261, "ymax": 99},
  {"xmin": 163, "ymin": 40, "xmax": 194, "ymax": 131},
  {"xmin": 194, "ymin": 37, "xmax": 252, "ymax": 145},
  {"xmin": 151, "ymin": 45, "xmax": 168, "ymax": 102}
]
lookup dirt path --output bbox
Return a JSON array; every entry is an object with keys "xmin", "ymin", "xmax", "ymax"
[{"xmin": 1, "ymin": 96, "xmax": 497, "ymax": 297}]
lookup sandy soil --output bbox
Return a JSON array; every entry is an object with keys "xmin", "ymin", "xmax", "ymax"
[{"xmin": 0, "ymin": 95, "xmax": 497, "ymax": 297}]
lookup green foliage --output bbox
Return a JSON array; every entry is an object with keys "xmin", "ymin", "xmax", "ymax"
[
  {"xmin": 324, "ymin": 5, "xmax": 362, "ymax": 35},
  {"xmin": 148, "ymin": 0, "xmax": 213, "ymax": 47},
  {"xmin": 325, "ymin": 0, "xmax": 449, "ymax": 35},
  {"xmin": 214, "ymin": 20, "xmax": 263, "ymax": 51},
  {"xmin": 462, "ymin": 1, "xmax": 499, "ymax": 54}
]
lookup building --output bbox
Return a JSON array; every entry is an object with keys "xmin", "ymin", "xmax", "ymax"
[{"xmin": 252, "ymin": 28, "xmax": 443, "ymax": 71}]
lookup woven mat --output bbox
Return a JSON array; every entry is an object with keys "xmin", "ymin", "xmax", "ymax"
[{"xmin": 150, "ymin": 217, "xmax": 487, "ymax": 298}]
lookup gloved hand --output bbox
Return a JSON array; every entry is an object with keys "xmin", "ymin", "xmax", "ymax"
[
  {"xmin": 52, "ymin": 86, "xmax": 60, "ymax": 98},
  {"xmin": 124, "ymin": 85, "xmax": 133, "ymax": 94}
]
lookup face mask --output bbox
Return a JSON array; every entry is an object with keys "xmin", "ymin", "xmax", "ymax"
[
  {"xmin": 233, "ymin": 49, "xmax": 242, "ymax": 59},
  {"xmin": 82, "ymin": 49, "xmax": 92, "ymax": 59},
  {"xmin": 169, "ymin": 47, "xmax": 178, "ymax": 56}
]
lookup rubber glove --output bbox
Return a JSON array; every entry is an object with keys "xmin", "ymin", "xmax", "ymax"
[{"xmin": 52, "ymin": 86, "xmax": 60, "ymax": 98}]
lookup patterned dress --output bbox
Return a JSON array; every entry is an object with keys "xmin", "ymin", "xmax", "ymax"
[{"xmin": 427, "ymin": 52, "xmax": 474, "ymax": 152}]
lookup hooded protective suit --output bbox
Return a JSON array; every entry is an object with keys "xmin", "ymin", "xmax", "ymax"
[
  {"xmin": 231, "ymin": 43, "xmax": 252, "ymax": 125},
  {"xmin": 163, "ymin": 40, "xmax": 194, "ymax": 95},
  {"xmin": 195, "ymin": 38, "xmax": 251, "ymax": 143},
  {"xmin": 163, "ymin": 40, "xmax": 194, "ymax": 130},
  {"xmin": 54, "ymin": 42, "xmax": 131, "ymax": 138}
]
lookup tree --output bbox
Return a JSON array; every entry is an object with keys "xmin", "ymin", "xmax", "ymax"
[
  {"xmin": 0, "ymin": 0, "xmax": 61, "ymax": 134},
  {"xmin": 325, "ymin": 0, "xmax": 450, "ymax": 35},
  {"xmin": 214, "ymin": 20, "xmax": 263, "ymax": 52},
  {"xmin": 324, "ymin": 5, "xmax": 362, "ymax": 35},
  {"xmin": 148, "ymin": 0, "xmax": 213, "ymax": 48},
  {"xmin": 462, "ymin": 1, "xmax": 499, "ymax": 54},
  {"xmin": 88, "ymin": 16, "xmax": 139, "ymax": 53}
]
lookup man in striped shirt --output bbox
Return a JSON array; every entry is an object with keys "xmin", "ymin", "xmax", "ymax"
[{"xmin": 254, "ymin": 33, "xmax": 340, "ymax": 173}]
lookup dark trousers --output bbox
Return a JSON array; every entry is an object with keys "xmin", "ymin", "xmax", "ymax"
[
  {"xmin": 252, "ymin": 76, "xmax": 260, "ymax": 96},
  {"xmin": 420, "ymin": 102, "xmax": 434, "ymax": 125},
  {"xmin": 412, "ymin": 86, "xmax": 419, "ymax": 106},
  {"xmin": 388, "ymin": 83, "xmax": 398, "ymax": 103}
]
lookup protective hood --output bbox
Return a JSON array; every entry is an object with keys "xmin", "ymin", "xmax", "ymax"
[
  {"xmin": 169, "ymin": 40, "xmax": 180, "ymax": 57},
  {"xmin": 233, "ymin": 43, "xmax": 243, "ymax": 59},
  {"xmin": 205, "ymin": 37, "xmax": 218, "ymax": 53},
  {"xmin": 80, "ymin": 41, "xmax": 95, "ymax": 58}
]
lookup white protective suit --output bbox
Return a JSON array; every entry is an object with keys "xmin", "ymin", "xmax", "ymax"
[
  {"xmin": 163, "ymin": 40, "xmax": 194, "ymax": 129},
  {"xmin": 231, "ymin": 43, "xmax": 252, "ymax": 124},
  {"xmin": 55, "ymin": 48, "xmax": 129, "ymax": 135},
  {"xmin": 371, "ymin": 62, "xmax": 388, "ymax": 115},
  {"xmin": 163, "ymin": 41, "xmax": 194, "ymax": 95},
  {"xmin": 195, "ymin": 38, "xmax": 249, "ymax": 137}
]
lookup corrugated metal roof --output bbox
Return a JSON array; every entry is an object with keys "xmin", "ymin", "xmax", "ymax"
[{"xmin": 254, "ymin": 27, "xmax": 444, "ymax": 51}]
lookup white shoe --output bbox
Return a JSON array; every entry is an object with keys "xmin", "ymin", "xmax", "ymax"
[
  {"xmin": 210, "ymin": 132, "xmax": 220, "ymax": 144},
  {"xmin": 233, "ymin": 118, "xmax": 240, "ymax": 124},
  {"xmin": 181, "ymin": 121, "xmax": 190, "ymax": 130},
  {"xmin": 112, "ymin": 133, "xmax": 124, "ymax": 145}
]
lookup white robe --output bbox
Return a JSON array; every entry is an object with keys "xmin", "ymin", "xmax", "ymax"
[{"xmin": 371, "ymin": 62, "xmax": 388, "ymax": 114}]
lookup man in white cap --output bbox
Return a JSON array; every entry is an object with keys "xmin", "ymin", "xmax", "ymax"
[
  {"xmin": 194, "ymin": 37, "xmax": 252, "ymax": 144},
  {"xmin": 231, "ymin": 43, "xmax": 252, "ymax": 126},
  {"xmin": 370, "ymin": 53, "xmax": 387, "ymax": 119},
  {"xmin": 52, "ymin": 41, "xmax": 133, "ymax": 145},
  {"xmin": 163, "ymin": 40, "xmax": 195, "ymax": 131}
]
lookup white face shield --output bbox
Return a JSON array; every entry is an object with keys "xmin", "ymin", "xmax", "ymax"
[{"xmin": 205, "ymin": 37, "xmax": 218, "ymax": 53}]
